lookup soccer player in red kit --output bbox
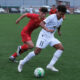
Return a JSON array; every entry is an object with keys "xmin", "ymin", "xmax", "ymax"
[
  {"xmin": 9, "ymin": 7, "xmax": 48, "ymax": 62},
  {"xmin": 49, "ymin": 5, "xmax": 65, "ymax": 19},
  {"xmin": 49, "ymin": 5, "xmax": 57, "ymax": 15}
]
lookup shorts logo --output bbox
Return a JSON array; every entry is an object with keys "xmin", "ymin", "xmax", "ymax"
[{"xmin": 39, "ymin": 41, "xmax": 44, "ymax": 47}]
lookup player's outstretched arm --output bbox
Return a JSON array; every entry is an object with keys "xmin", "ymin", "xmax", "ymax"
[
  {"xmin": 40, "ymin": 21, "xmax": 54, "ymax": 33},
  {"xmin": 16, "ymin": 13, "xmax": 27, "ymax": 24}
]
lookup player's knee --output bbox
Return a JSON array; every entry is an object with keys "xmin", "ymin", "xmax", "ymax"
[
  {"xmin": 54, "ymin": 44, "xmax": 64, "ymax": 51},
  {"xmin": 34, "ymin": 50, "xmax": 40, "ymax": 55},
  {"xmin": 29, "ymin": 46, "xmax": 34, "ymax": 49},
  {"xmin": 59, "ymin": 46, "xmax": 64, "ymax": 51},
  {"xmin": 57, "ymin": 45, "xmax": 64, "ymax": 51},
  {"xmin": 29, "ymin": 44, "xmax": 34, "ymax": 49},
  {"xmin": 34, "ymin": 48, "xmax": 41, "ymax": 55}
]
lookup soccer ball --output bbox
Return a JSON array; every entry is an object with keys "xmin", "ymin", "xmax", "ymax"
[{"xmin": 34, "ymin": 67, "xmax": 45, "ymax": 78}]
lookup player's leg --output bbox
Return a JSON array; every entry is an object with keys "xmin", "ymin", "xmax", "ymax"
[
  {"xmin": 18, "ymin": 47, "xmax": 42, "ymax": 72},
  {"xmin": 20, "ymin": 31, "xmax": 49, "ymax": 64},
  {"xmin": 9, "ymin": 41, "xmax": 34, "ymax": 62},
  {"xmin": 17, "ymin": 41, "xmax": 34, "ymax": 56},
  {"xmin": 18, "ymin": 37, "xmax": 46, "ymax": 72},
  {"xmin": 18, "ymin": 32, "xmax": 49, "ymax": 72},
  {"xmin": 47, "ymin": 38, "xmax": 64, "ymax": 72},
  {"xmin": 9, "ymin": 32, "xmax": 34, "ymax": 62},
  {"xmin": 16, "ymin": 32, "xmax": 34, "ymax": 55},
  {"xmin": 18, "ymin": 50, "xmax": 36, "ymax": 72}
]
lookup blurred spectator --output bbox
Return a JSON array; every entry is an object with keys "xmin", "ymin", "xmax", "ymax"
[
  {"xmin": 49, "ymin": 5, "xmax": 57, "ymax": 14},
  {"xmin": 29, "ymin": 6, "xmax": 33, "ymax": 13}
]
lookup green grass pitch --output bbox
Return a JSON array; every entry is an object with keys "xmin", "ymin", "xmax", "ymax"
[{"xmin": 0, "ymin": 14, "xmax": 80, "ymax": 80}]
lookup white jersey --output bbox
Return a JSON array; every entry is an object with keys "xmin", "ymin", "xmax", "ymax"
[
  {"xmin": 41, "ymin": 14, "xmax": 63, "ymax": 36},
  {"xmin": 36, "ymin": 14, "xmax": 63, "ymax": 49}
]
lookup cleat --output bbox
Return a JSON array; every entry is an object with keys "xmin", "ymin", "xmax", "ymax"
[
  {"xmin": 17, "ymin": 46, "xmax": 21, "ymax": 56},
  {"xmin": 18, "ymin": 60, "xmax": 23, "ymax": 72},
  {"xmin": 9, "ymin": 56, "xmax": 18, "ymax": 63},
  {"xmin": 46, "ymin": 65, "xmax": 59, "ymax": 72}
]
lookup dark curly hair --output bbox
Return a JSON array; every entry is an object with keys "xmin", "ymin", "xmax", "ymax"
[
  {"xmin": 39, "ymin": 7, "xmax": 48, "ymax": 13},
  {"xmin": 57, "ymin": 5, "xmax": 67, "ymax": 13}
]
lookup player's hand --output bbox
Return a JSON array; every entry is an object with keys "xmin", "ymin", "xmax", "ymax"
[
  {"xmin": 42, "ymin": 26, "xmax": 54, "ymax": 33},
  {"xmin": 48, "ymin": 29, "xmax": 54, "ymax": 33},
  {"xmin": 45, "ymin": 28, "xmax": 54, "ymax": 33},
  {"xmin": 16, "ymin": 19, "xmax": 20, "ymax": 24}
]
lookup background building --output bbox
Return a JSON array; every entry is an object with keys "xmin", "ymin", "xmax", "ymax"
[
  {"xmin": 56, "ymin": 0, "xmax": 80, "ymax": 8},
  {"xmin": 0, "ymin": 0, "xmax": 55, "ymax": 7},
  {"xmin": 0, "ymin": 0, "xmax": 80, "ymax": 8},
  {"xmin": 0, "ymin": 0, "xmax": 80, "ymax": 14}
]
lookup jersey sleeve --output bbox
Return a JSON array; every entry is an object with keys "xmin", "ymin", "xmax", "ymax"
[
  {"xmin": 58, "ymin": 18, "xmax": 63, "ymax": 27},
  {"xmin": 26, "ymin": 13, "xmax": 36, "ymax": 19},
  {"xmin": 43, "ymin": 15, "xmax": 53, "ymax": 24},
  {"xmin": 60, "ymin": 18, "xmax": 63, "ymax": 25}
]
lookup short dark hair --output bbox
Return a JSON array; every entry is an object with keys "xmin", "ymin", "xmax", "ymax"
[
  {"xmin": 57, "ymin": 5, "xmax": 66, "ymax": 13},
  {"xmin": 39, "ymin": 7, "xmax": 48, "ymax": 13},
  {"xmin": 52, "ymin": 5, "xmax": 55, "ymax": 7}
]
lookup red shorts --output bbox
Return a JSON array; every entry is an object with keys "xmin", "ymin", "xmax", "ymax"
[{"xmin": 21, "ymin": 31, "xmax": 31, "ymax": 42}]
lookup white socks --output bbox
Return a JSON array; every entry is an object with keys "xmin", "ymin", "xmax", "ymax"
[
  {"xmin": 21, "ymin": 51, "xmax": 35, "ymax": 65},
  {"xmin": 48, "ymin": 49, "xmax": 63, "ymax": 66},
  {"xmin": 20, "ymin": 49, "xmax": 63, "ymax": 67}
]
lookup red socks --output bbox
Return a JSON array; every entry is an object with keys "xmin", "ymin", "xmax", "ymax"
[
  {"xmin": 12, "ymin": 44, "xmax": 29, "ymax": 58},
  {"xmin": 21, "ymin": 44, "xmax": 28, "ymax": 51},
  {"xmin": 12, "ymin": 52, "xmax": 17, "ymax": 58}
]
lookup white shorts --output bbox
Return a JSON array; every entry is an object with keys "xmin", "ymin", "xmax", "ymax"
[{"xmin": 36, "ymin": 31, "xmax": 61, "ymax": 49}]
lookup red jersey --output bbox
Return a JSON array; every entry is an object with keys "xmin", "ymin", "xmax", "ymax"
[
  {"xmin": 49, "ymin": 8, "xmax": 57, "ymax": 15},
  {"xmin": 22, "ymin": 13, "xmax": 44, "ymax": 34}
]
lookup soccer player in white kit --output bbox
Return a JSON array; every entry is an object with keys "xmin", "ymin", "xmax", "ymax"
[{"xmin": 18, "ymin": 5, "xmax": 67, "ymax": 72}]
